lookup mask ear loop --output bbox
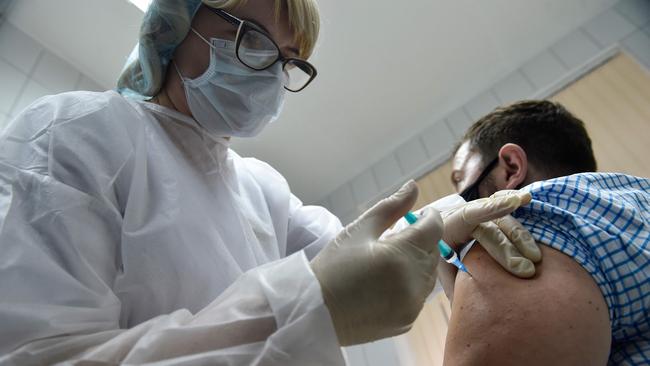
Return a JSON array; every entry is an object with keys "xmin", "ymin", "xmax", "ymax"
[
  {"xmin": 190, "ymin": 28, "xmax": 214, "ymax": 48},
  {"xmin": 173, "ymin": 28, "xmax": 215, "ymax": 81},
  {"xmin": 170, "ymin": 58, "xmax": 210, "ymax": 138},
  {"xmin": 173, "ymin": 60, "xmax": 185, "ymax": 81}
]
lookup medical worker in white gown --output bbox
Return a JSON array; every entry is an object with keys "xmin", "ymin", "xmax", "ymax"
[{"xmin": 0, "ymin": 0, "xmax": 542, "ymax": 364}]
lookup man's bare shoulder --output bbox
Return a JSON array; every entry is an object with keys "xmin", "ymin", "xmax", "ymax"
[{"xmin": 443, "ymin": 244, "xmax": 611, "ymax": 366}]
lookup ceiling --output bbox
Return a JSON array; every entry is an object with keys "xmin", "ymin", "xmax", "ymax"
[{"xmin": 8, "ymin": 0, "xmax": 616, "ymax": 203}]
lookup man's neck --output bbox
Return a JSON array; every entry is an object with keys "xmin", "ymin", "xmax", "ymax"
[{"xmin": 525, "ymin": 166, "xmax": 558, "ymax": 186}]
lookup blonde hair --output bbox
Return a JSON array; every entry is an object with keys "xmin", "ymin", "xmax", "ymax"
[{"xmin": 202, "ymin": 0, "xmax": 320, "ymax": 59}]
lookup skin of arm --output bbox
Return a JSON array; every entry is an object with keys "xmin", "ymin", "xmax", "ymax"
[{"xmin": 442, "ymin": 244, "xmax": 611, "ymax": 366}]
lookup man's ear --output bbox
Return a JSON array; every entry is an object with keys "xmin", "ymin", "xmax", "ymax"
[{"xmin": 497, "ymin": 143, "xmax": 528, "ymax": 189}]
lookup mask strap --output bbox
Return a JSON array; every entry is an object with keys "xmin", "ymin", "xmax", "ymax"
[
  {"xmin": 175, "ymin": 28, "xmax": 216, "ymax": 82},
  {"xmin": 172, "ymin": 61, "xmax": 185, "ymax": 81},
  {"xmin": 190, "ymin": 28, "xmax": 214, "ymax": 49}
]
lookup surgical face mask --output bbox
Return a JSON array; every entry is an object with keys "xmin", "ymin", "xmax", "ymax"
[{"xmin": 175, "ymin": 30, "xmax": 286, "ymax": 137}]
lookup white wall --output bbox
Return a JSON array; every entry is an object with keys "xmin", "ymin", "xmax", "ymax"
[{"xmin": 0, "ymin": 21, "xmax": 107, "ymax": 130}]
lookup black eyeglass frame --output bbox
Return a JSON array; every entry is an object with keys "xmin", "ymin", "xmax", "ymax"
[
  {"xmin": 207, "ymin": 7, "xmax": 318, "ymax": 92},
  {"xmin": 459, "ymin": 157, "xmax": 499, "ymax": 201}
]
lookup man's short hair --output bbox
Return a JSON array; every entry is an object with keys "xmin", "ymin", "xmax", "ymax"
[{"xmin": 458, "ymin": 100, "xmax": 597, "ymax": 176}]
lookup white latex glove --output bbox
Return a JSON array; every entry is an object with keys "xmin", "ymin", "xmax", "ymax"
[
  {"xmin": 310, "ymin": 180, "xmax": 442, "ymax": 346},
  {"xmin": 442, "ymin": 190, "xmax": 542, "ymax": 278}
]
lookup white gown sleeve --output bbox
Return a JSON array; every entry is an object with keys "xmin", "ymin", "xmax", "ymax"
[
  {"xmin": 286, "ymin": 194, "xmax": 343, "ymax": 260},
  {"xmin": 0, "ymin": 172, "xmax": 344, "ymax": 365},
  {"xmin": 239, "ymin": 157, "xmax": 343, "ymax": 261}
]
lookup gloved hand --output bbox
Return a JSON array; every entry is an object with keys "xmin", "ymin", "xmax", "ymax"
[
  {"xmin": 310, "ymin": 180, "xmax": 442, "ymax": 346},
  {"xmin": 442, "ymin": 190, "xmax": 542, "ymax": 278}
]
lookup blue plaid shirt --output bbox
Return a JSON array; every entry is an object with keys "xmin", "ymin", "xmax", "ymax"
[{"xmin": 513, "ymin": 173, "xmax": 650, "ymax": 365}]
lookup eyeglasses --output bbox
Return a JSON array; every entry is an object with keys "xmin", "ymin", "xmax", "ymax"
[
  {"xmin": 207, "ymin": 7, "xmax": 317, "ymax": 92},
  {"xmin": 459, "ymin": 157, "xmax": 499, "ymax": 201}
]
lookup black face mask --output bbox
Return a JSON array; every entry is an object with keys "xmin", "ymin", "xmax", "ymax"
[{"xmin": 459, "ymin": 157, "xmax": 499, "ymax": 201}]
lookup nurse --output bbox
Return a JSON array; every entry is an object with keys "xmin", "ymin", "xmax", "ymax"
[{"xmin": 0, "ymin": 0, "xmax": 540, "ymax": 364}]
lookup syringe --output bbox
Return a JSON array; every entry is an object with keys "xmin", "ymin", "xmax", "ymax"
[{"xmin": 404, "ymin": 211, "xmax": 473, "ymax": 277}]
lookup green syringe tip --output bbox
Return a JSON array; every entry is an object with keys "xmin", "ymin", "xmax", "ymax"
[
  {"xmin": 438, "ymin": 240, "xmax": 453, "ymax": 257},
  {"xmin": 404, "ymin": 211, "xmax": 418, "ymax": 225}
]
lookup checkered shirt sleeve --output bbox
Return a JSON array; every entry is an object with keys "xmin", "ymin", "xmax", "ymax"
[{"xmin": 513, "ymin": 173, "xmax": 650, "ymax": 365}]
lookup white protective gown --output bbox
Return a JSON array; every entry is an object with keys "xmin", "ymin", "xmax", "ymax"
[{"xmin": 0, "ymin": 90, "xmax": 345, "ymax": 365}]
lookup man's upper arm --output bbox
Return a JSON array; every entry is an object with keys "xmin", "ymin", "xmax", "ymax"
[{"xmin": 443, "ymin": 244, "xmax": 611, "ymax": 366}]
